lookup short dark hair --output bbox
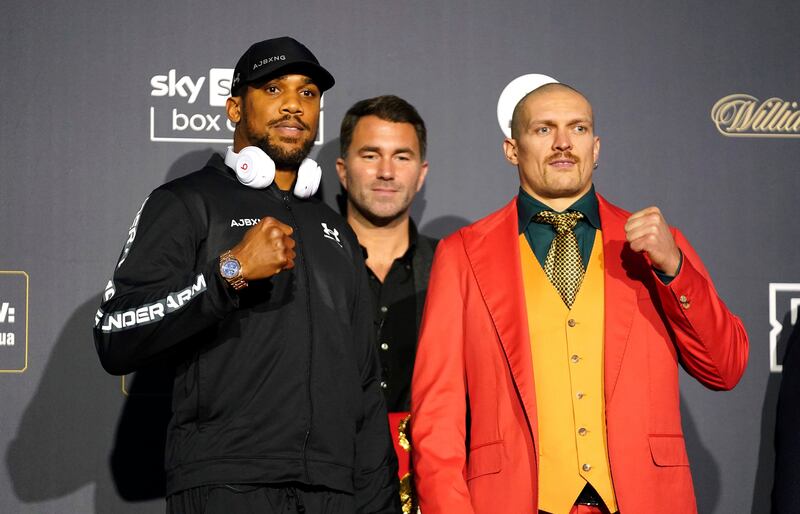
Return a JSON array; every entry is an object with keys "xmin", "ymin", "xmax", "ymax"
[{"xmin": 339, "ymin": 95, "xmax": 427, "ymax": 159}]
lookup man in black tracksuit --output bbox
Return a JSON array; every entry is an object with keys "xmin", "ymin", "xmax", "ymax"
[{"xmin": 93, "ymin": 37, "xmax": 400, "ymax": 513}]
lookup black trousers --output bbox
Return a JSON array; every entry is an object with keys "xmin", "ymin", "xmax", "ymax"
[{"xmin": 167, "ymin": 483, "xmax": 355, "ymax": 514}]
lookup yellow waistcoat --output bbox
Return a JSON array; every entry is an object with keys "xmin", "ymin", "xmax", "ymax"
[{"xmin": 519, "ymin": 233, "xmax": 617, "ymax": 514}]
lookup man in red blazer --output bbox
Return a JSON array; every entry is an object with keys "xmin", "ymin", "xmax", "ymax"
[{"xmin": 410, "ymin": 83, "xmax": 749, "ymax": 514}]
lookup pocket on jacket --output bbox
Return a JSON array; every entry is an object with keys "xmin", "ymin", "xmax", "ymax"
[
  {"xmin": 648, "ymin": 434, "xmax": 689, "ymax": 467},
  {"xmin": 466, "ymin": 440, "xmax": 503, "ymax": 480}
]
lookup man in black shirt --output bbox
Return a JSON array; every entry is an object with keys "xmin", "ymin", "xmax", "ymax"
[
  {"xmin": 94, "ymin": 38, "xmax": 399, "ymax": 514},
  {"xmin": 336, "ymin": 95, "xmax": 437, "ymax": 510}
]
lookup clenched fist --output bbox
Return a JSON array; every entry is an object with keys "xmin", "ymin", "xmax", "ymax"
[
  {"xmin": 624, "ymin": 206, "xmax": 681, "ymax": 276},
  {"xmin": 230, "ymin": 217, "xmax": 296, "ymax": 280}
]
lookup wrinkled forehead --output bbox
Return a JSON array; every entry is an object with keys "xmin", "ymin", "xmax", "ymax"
[{"xmin": 523, "ymin": 87, "xmax": 594, "ymax": 123}]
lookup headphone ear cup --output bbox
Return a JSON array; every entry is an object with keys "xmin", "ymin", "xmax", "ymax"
[
  {"xmin": 293, "ymin": 158, "xmax": 322, "ymax": 199},
  {"xmin": 235, "ymin": 146, "xmax": 275, "ymax": 189}
]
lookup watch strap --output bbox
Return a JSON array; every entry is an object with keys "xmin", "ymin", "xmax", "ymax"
[{"xmin": 220, "ymin": 250, "xmax": 248, "ymax": 291}]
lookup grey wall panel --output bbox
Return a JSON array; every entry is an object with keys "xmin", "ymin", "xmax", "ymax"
[{"xmin": 1, "ymin": 1, "xmax": 797, "ymax": 512}]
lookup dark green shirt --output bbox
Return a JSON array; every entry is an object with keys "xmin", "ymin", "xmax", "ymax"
[
  {"xmin": 517, "ymin": 186, "xmax": 601, "ymax": 270},
  {"xmin": 517, "ymin": 186, "xmax": 679, "ymax": 282}
]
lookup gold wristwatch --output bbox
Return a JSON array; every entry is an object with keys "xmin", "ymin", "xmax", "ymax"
[{"xmin": 219, "ymin": 250, "xmax": 248, "ymax": 291}]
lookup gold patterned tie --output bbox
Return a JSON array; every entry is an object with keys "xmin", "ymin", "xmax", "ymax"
[{"xmin": 534, "ymin": 210, "xmax": 585, "ymax": 308}]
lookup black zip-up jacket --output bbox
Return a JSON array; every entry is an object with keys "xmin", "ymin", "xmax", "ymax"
[{"xmin": 93, "ymin": 154, "xmax": 399, "ymax": 513}]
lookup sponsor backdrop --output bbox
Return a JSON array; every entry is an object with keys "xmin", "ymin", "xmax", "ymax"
[{"xmin": 0, "ymin": 1, "xmax": 798, "ymax": 512}]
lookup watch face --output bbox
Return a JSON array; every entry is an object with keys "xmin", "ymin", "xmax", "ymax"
[{"xmin": 220, "ymin": 258, "xmax": 240, "ymax": 279}]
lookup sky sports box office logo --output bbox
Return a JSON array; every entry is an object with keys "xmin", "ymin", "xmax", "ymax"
[{"xmin": 149, "ymin": 68, "xmax": 325, "ymax": 144}]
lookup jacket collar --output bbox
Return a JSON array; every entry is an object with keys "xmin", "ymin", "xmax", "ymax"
[{"xmin": 460, "ymin": 193, "xmax": 644, "ymax": 441}]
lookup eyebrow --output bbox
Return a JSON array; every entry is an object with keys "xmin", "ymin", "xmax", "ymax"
[
  {"xmin": 266, "ymin": 75, "xmax": 318, "ymax": 87},
  {"xmin": 358, "ymin": 145, "xmax": 417, "ymax": 155},
  {"xmin": 529, "ymin": 118, "xmax": 593, "ymax": 126}
]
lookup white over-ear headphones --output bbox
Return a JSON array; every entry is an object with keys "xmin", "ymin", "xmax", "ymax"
[{"xmin": 224, "ymin": 146, "xmax": 321, "ymax": 199}]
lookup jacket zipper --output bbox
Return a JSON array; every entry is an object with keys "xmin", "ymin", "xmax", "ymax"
[{"xmin": 280, "ymin": 190, "xmax": 315, "ymax": 483}]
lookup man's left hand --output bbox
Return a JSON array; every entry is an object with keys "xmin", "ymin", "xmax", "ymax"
[{"xmin": 624, "ymin": 206, "xmax": 681, "ymax": 276}]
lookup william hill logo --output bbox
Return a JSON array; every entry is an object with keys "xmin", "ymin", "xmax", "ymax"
[{"xmin": 712, "ymin": 94, "xmax": 800, "ymax": 138}]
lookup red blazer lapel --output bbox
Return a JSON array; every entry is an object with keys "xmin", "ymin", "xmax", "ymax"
[
  {"xmin": 457, "ymin": 194, "xmax": 644, "ymax": 439},
  {"xmin": 598, "ymin": 194, "xmax": 643, "ymax": 403},
  {"xmin": 461, "ymin": 198, "xmax": 538, "ymax": 441}
]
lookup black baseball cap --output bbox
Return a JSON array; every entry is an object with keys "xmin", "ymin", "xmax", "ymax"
[{"xmin": 231, "ymin": 37, "xmax": 335, "ymax": 96}]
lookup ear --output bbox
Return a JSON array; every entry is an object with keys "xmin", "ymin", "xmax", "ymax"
[
  {"xmin": 503, "ymin": 138, "xmax": 519, "ymax": 165},
  {"xmin": 226, "ymin": 96, "xmax": 242, "ymax": 124},
  {"xmin": 335, "ymin": 157, "xmax": 348, "ymax": 189},
  {"xmin": 415, "ymin": 161, "xmax": 430, "ymax": 193},
  {"xmin": 593, "ymin": 136, "xmax": 600, "ymax": 164}
]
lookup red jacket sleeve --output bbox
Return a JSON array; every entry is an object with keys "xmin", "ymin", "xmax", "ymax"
[{"xmin": 653, "ymin": 228, "xmax": 749, "ymax": 390}]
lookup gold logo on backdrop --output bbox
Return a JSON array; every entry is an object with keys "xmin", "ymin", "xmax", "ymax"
[{"xmin": 712, "ymin": 94, "xmax": 800, "ymax": 137}]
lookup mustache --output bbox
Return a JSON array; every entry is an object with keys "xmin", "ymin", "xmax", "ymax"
[
  {"xmin": 268, "ymin": 115, "xmax": 310, "ymax": 131},
  {"xmin": 547, "ymin": 151, "xmax": 580, "ymax": 163}
]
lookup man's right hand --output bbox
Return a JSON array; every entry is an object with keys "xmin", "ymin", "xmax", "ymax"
[{"xmin": 229, "ymin": 217, "xmax": 296, "ymax": 280}]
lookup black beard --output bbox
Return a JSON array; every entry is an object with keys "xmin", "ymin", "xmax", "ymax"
[
  {"xmin": 240, "ymin": 107, "xmax": 316, "ymax": 170},
  {"xmin": 253, "ymin": 133, "xmax": 315, "ymax": 170}
]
